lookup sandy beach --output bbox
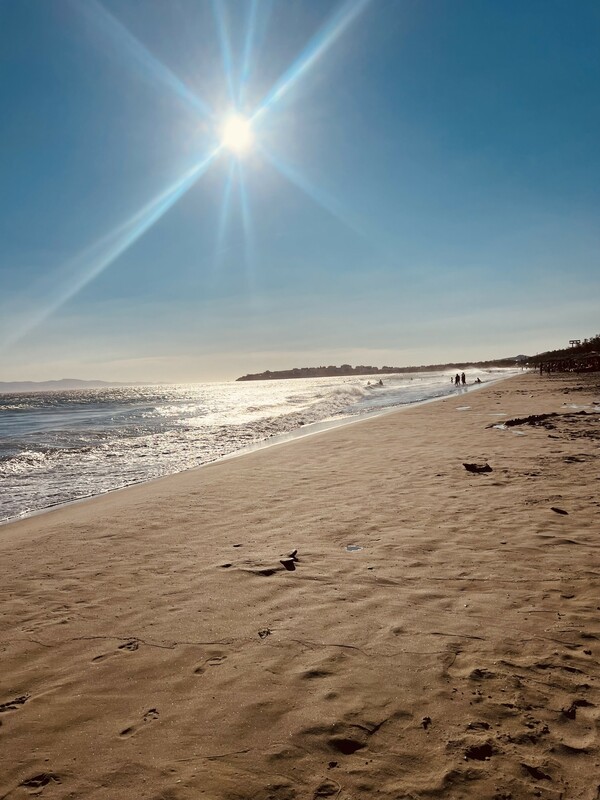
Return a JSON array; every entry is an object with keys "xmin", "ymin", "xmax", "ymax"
[{"xmin": 1, "ymin": 372, "xmax": 598, "ymax": 800}]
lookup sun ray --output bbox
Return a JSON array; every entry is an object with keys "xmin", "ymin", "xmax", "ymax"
[
  {"xmin": 238, "ymin": 0, "xmax": 258, "ymax": 107},
  {"xmin": 2, "ymin": 150, "xmax": 220, "ymax": 350},
  {"xmin": 258, "ymin": 144, "xmax": 364, "ymax": 237},
  {"xmin": 3, "ymin": 1, "xmax": 380, "ymax": 352},
  {"xmin": 237, "ymin": 160, "xmax": 255, "ymax": 290},
  {"xmin": 252, "ymin": 0, "xmax": 372, "ymax": 120},
  {"xmin": 211, "ymin": 0, "xmax": 236, "ymax": 106},
  {"xmin": 214, "ymin": 158, "xmax": 236, "ymax": 268},
  {"xmin": 76, "ymin": 0, "xmax": 213, "ymax": 119}
]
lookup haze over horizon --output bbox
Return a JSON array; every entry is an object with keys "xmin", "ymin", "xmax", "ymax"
[{"xmin": 1, "ymin": 0, "xmax": 598, "ymax": 383}]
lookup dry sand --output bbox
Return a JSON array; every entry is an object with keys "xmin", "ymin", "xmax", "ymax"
[{"xmin": 1, "ymin": 373, "xmax": 599, "ymax": 800}]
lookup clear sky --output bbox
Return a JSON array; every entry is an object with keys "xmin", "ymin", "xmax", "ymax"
[{"xmin": 1, "ymin": 0, "xmax": 599, "ymax": 382}]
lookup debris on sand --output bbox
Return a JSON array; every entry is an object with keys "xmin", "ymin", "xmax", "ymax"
[{"xmin": 463, "ymin": 462, "xmax": 492, "ymax": 473}]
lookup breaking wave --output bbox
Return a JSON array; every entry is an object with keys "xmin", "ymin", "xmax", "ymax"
[{"xmin": 0, "ymin": 369, "xmax": 519, "ymax": 521}]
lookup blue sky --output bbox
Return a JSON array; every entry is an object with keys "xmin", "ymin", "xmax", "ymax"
[{"xmin": 1, "ymin": 0, "xmax": 598, "ymax": 381}]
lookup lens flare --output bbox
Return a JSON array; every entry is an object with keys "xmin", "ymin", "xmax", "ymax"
[{"xmin": 8, "ymin": 0, "xmax": 371, "ymax": 342}]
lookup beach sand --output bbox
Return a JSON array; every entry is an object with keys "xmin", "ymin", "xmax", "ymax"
[{"xmin": 1, "ymin": 373, "xmax": 598, "ymax": 800}]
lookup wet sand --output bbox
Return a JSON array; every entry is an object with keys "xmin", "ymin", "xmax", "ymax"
[{"xmin": 1, "ymin": 373, "xmax": 599, "ymax": 799}]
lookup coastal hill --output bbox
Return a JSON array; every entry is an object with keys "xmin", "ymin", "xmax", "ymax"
[
  {"xmin": 530, "ymin": 333, "xmax": 600, "ymax": 364},
  {"xmin": 237, "ymin": 357, "xmax": 528, "ymax": 381},
  {"xmin": 529, "ymin": 333, "xmax": 600, "ymax": 372}
]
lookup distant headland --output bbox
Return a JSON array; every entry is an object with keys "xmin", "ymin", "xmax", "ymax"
[{"xmin": 236, "ymin": 357, "xmax": 528, "ymax": 381}]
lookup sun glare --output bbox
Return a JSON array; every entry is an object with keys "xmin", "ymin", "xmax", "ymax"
[{"xmin": 221, "ymin": 114, "xmax": 253, "ymax": 155}]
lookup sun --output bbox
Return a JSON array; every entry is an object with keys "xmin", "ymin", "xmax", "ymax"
[{"xmin": 220, "ymin": 114, "xmax": 253, "ymax": 155}]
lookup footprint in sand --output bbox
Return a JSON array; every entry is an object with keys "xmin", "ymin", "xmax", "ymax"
[
  {"xmin": 118, "ymin": 639, "xmax": 140, "ymax": 651},
  {"xmin": 194, "ymin": 654, "xmax": 227, "ymax": 674},
  {"xmin": 206, "ymin": 655, "xmax": 227, "ymax": 666},
  {"xmin": 0, "ymin": 694, "xmax": 29, "ymax": 713},
  {"xmin": 314, "ymin": 779, "xmax": 340, "ymax": 797},
  {"xmin": 464, "ymin": 742, "xmax": 494, "ymax": 760},
  {"xmin": 93, "ymin": 639, "xmax": 139, "ymax": 662},
  {"xmin": 120, "ymin": 708, "xmax": 159, "ymax": 738},
  {"xmin": 20, "ymin": 773, "xmax": 61, "ymax": 790}
]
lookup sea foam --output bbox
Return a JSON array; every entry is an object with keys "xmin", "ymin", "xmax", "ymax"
[{"xmin": 0, "ymin": 369, "xmax": 518, "ymax": 521}]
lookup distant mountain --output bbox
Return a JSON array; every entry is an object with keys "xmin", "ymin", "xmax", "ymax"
[{"xmin": 0, "ymin": 378, "xmax": 131, "ymax": 394}]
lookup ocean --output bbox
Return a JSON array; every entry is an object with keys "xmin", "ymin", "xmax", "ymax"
[{"xmin": 0, "ymin": 368, "xmax": 518, "ymax": 522}]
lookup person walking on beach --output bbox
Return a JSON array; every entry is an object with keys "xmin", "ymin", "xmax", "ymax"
[
  {"xmin": 461, "ymin": 372, "xmax": 466, "ymax": 385},
  {"xmin": 455, "ymin": 373, "xmax": 460, "ymax": 386}
]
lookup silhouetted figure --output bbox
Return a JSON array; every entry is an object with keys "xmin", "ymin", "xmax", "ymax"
[
  {"xmin": 475, "ymin": 377, "xmax": 482, "ymax": 384},
  {"xmin": 378, "ymin": 379, "xmax": 383, "ymax": 386},
  {"xmin": 455, "ymin": 373, "xmax": 460, "ymax": 386},
  {"xmin": 461, "ymin": 372, "xmax": 466, "ymax": 385}
]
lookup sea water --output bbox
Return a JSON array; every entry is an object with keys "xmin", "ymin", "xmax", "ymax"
[{"xmin": 0, "ymin": 369, "xmax": 517, "ymax": 522}]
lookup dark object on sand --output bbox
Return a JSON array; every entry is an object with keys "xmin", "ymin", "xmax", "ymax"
[
  {"xmin": 258, "ymin": 628, "xmax": 271, "ymax": 639},
  {"xmin": 463, "ymin": 462, "xmax": 492, "ymax": 473},
  {"xmin": 422, "ymin": 716, "xmax": 432, "ymax": 730},
  {"xmin": 561, "ymin": 699, "xmax": 592, "ymax": 719},
  {"xmin": 503, "ymin": 412, "xmax": 559, "ymax": 428},
  {"xmin": 551, "ymin": 506, "xmax": 569, "ymax": 515},
  {"xmin": 279, "ymin": 549, "xmax": 299, "ymax": 571},
  {"xmin": 521, "ymin": 763, "xmax": 552, "ymax": 781}
]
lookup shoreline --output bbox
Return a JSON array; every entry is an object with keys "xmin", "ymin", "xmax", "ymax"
[
  {"xmin": 1, "ymin": 371, "xmax": 598, "ymax": 798},
  {"xmin": 0, "ymin": 373, "xmax": 515, "ymax": 529}
]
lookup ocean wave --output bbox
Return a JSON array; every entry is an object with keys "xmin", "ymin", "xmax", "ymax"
[
  {"xmin": 0, "ymin": 370, "xmax": 522, "ymax": 521},
  {"xmin": 0, "ymin": 449, "xmax": 53, "ymax": 474}
]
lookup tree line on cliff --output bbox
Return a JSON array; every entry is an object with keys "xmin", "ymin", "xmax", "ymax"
[
  {"xmin": 236, "ymin": 357, "xmax": 527, "ymax": 381},
  {"xmin": 529, "ymin": 333, "xmax": 600, "ymax": 373}
]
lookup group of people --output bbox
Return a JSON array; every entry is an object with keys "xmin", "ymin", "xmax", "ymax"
[{"xmin": 452, "ymin": 373, "xmax": 482, "ymax": 386}]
